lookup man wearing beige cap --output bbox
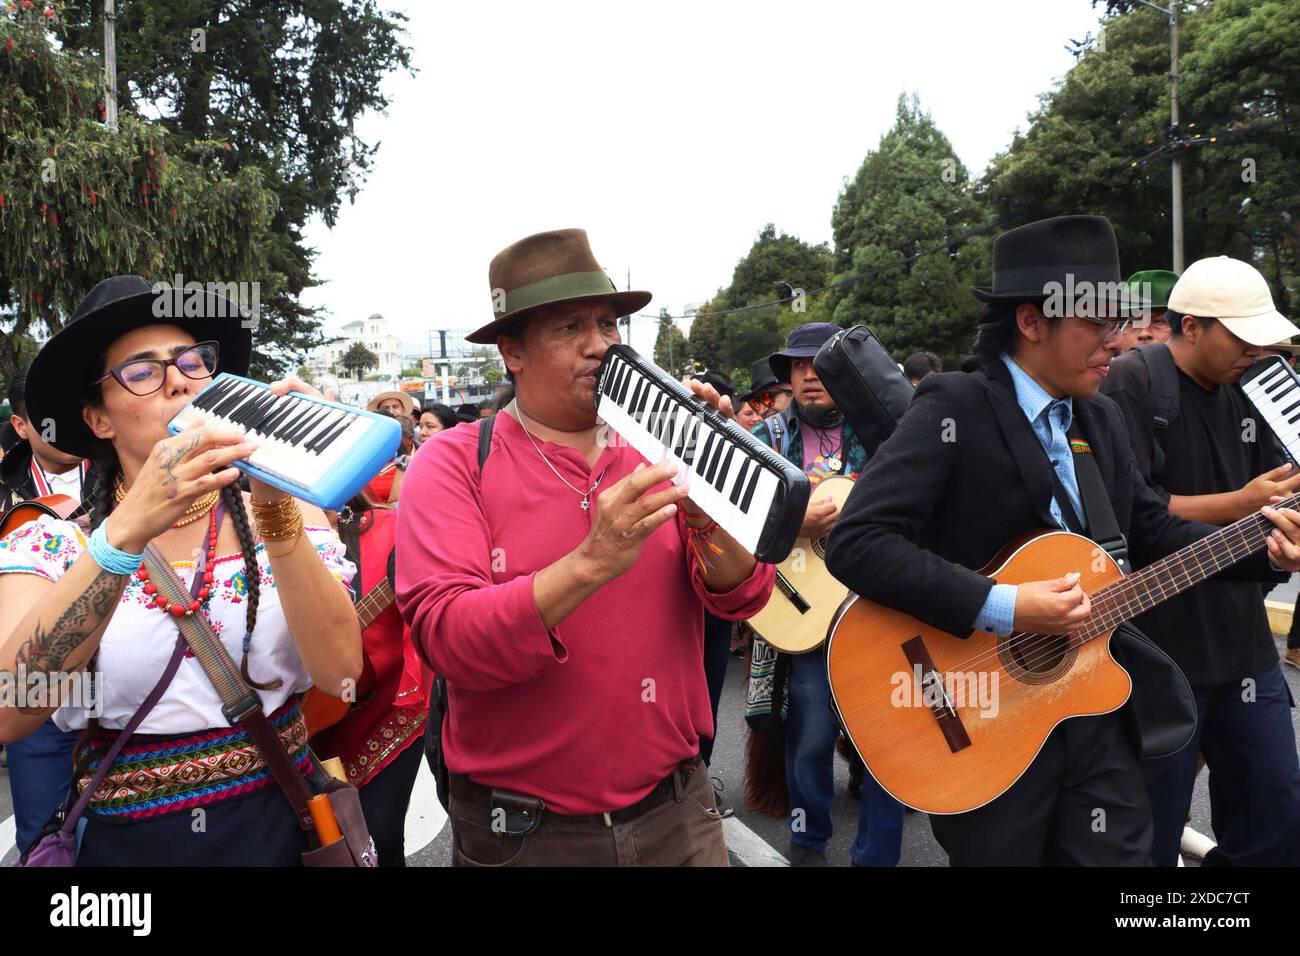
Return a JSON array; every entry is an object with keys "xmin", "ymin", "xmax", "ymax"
[{"xmin": 1102, "ymin": 255, "xmax": 1300, "ymax": 866}]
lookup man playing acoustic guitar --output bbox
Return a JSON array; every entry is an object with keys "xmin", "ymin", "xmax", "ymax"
[{"xmin": 825, "ymin": 216, "xmax": 1300, "ymax": 865}]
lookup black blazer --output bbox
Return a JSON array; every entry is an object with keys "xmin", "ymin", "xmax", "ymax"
[{"xmin": 825, "ymin": 358, "xmax": 1275, "ymax": 639}]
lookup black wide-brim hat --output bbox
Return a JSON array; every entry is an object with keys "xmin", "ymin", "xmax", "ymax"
[
  {"xmin": 972, "ymin": 215, "xmax": 1122, "ymax": 304},
  {"xmin": 26, "ymin": 275, "xmax": 253, "ymax": 458},
  {"xmin": 738, "ymin": 357, "xmax": 785, "ymax": 403},
  {"xmin": 768, "ymin": 322, "xmax": 840, "ymax": 383}
]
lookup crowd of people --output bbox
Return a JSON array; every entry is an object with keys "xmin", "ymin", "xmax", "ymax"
[{"xmin": 0, "ymin": 217, "xmax": 1298, "ymax": 868}]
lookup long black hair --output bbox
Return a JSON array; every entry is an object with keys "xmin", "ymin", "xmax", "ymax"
[
  {"xmin": 962, "ymin": 300, "xmax": 1064, "ymax": 372},
  {"xmin": 334, "ymin": 490, "xmax": 388, "ymax": 592},
  {"xmin": 73, "ymin": 361, "xmax": 270, "ymax": 776},
  {"xmin": 965, "ymin": 302, "xmax": 1019, "ymax": 371}
]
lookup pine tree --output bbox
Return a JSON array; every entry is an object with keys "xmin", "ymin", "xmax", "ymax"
[{"xmin": 829, "ymin": 94, "xmax": 991, "ymax": 369}]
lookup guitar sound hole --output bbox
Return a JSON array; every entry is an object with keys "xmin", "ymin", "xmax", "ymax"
[{"xmin": 999, "ymin": 632, "xmax": 1077, "ymax": 685}]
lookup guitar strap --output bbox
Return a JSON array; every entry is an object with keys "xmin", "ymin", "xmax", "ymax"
[
  {"xmin": 1065, "ymin": 423, "xmax": 1131, "ymax": 575},
  {"xmin": 1035, "ymin": 425, "xmax": 1131, "ymax": 574}
]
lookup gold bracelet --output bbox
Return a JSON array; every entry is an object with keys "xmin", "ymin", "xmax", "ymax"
[
  {"xmin": 251, "ymin": 497, "xmax": 304, "ymax": 542},
  {"xmin": 263, "ymin": 533, "xmax": 305, "ymax": 558}
]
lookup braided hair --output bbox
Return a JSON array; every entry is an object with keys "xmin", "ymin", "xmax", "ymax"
[{"xmin": 72, "ymin": 370, "xmax": 273, "ymax": 778}]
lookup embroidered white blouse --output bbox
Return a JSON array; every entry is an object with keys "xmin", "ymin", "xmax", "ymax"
[{"xmin": 0, "ymin": 515, "xmax": 356, "ymax": 733}]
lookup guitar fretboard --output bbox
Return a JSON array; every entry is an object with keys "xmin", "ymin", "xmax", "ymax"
[
  {"xmin": 355, "ymin": 579, "xmax": 394, "ymax": 629},
  {"xmin": 1074, "ymin": 490, "xmax": 1300, "ymax": 644}
]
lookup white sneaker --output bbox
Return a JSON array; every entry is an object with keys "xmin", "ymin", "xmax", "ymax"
[{"xmin": 1180, "ymin": 825, "xmax": 1217, "ymax": 861}]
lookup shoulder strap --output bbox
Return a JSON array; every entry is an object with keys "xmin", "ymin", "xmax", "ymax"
[
  {"xmin": 142, "ymin": 508, "xmax": 316, "ymax": 832},
  {"xmin": 58, "ymin": 505, "xmax": 222, "ymax": 834},
  {"xmin": 477, "ymin": 414, "xmax": 495, "ymax": 472},
  {"xmin": 1135, "ymin": 343, "xmax": 1179, "ymax": 475},
  {"xmin": 762, "ymin": 407, "xmax": 794, "ymax": 459},
  {"xmin": 59, "ymin": 636, "xmax": 187, "ymax": 835},
  {"xmin": 1067, "ymin": 424, "xmax": 1130, "ymax": 573}
]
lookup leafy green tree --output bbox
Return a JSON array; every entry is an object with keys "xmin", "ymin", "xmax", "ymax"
[
  {"xmin": 653, "ymin": 308, "xmax": 689, "ymax": 376},
  {"xmin": 982, "ymin": 2, "xmax": 1300, "ymax": 314},
  {"xmin": 829, "ymin": 94, "xmax": 991, "ymax": 368},
  {"xmin": 715, "ymin": 223, "xmax": 833, "ymax": 312},
  {"xmin": 339, "ymin": 341, "xmax": 378, "ymax": 379},
  {"xmin": 0, "ymin": 6, "xmax": 274, "ymax": 386},
  {"xmin": 696, "ymin": 224, "xmax": 832, "ymax": 380},
  {"xmin": 687, "ymin": 306, "xmax": 723, "ymax": 374},
  {"xmin": 1180, "ymin": 0, "xmax": 1300, "ymax": 313},
  {"xmin": 55, "ymin": 0, "xmax": 416, "ymax": 377}
]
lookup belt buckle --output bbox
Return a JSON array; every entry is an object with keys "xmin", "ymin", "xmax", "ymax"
[{"xmin": 602, "ymin": 812, "xmax": 613, "ymax": 828}]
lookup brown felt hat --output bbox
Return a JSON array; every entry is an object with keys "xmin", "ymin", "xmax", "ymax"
[{"xmin": 466, "ymin": 228, "xmax": 652, "ymax": 344}]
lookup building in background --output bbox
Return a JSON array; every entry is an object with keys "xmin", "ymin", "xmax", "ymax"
[{"xmin": 308, "ymin": 313, "xmax": 403, "ymax": 381}]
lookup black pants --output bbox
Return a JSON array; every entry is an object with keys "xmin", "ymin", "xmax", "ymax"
[
  {"xmin": 77, "ymin": 786, "xmax": 309, "ymax": 866},
  {"xmin": 358, "ymin": 739, "xmax": 424, "ymax": 867},
  {"xmin": 699, "ymin": 612, "xmax": 733, "ymax": 766},
  {"xmin": 1144, "ymin": 665, "xmax": 1300, "ymax": 866},
  {"xmin": 929, "ymin": 712, "xmax": 1153, "ymax": 866}
]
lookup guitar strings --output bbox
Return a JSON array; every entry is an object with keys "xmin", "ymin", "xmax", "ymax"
[
  {"xmin": 833, "ymin": 506, "xmax": 1287, "ymax": 722},
  {"xmin": 924, "ymin": 500, "xmax": 1283, "ymax": 677}
]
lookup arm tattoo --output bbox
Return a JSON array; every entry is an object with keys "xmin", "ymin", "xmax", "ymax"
[
  {"xmin": 12, "ymin": 568, "xmax": 126, "ymax": 686},
  {"xmin": 159, "ymin": 433, "xmax": 201, "ymax": 500}
]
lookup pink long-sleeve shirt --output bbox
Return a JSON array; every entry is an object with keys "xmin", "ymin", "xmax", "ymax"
[{"xmin": 396, "ymin": 411, "xmax": 774, "ymax": 814}]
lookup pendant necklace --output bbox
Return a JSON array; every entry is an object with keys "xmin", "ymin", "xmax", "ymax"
[{"xmin": 513, "ymin": 401, "xmax": 607, "ymax": 511}]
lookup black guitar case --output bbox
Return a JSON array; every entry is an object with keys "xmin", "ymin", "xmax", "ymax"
[{"xmin": 812, "ymin": 325, "xmax": 915, "ymax": 456}]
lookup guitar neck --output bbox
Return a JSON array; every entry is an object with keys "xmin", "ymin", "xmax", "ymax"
[
  {"xmin": 1081, "ymin": 491, "xmax": 1300, "ymax": 639},
  {"xmin": 355, "ymin": 578, "xmax": 395, "ymax": 629}
]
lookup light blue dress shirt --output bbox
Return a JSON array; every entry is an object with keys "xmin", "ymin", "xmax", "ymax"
[{"xmin": 972, "ymin": 354, "xmax": 1088, "ymax": 635}]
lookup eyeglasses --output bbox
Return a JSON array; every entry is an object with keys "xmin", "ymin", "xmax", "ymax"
[
  {"xmin": 93, "ymin": 341, "xmax": 220, "ymax": 396},
  {"xmin": 1076, "ymin": 315, "xmax": 1132, "ymax": 341}
]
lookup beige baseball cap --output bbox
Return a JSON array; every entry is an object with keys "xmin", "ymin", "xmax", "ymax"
[{"xmin": 1168, "ymin": 256, "xmax": 1299, "ymax": 347}]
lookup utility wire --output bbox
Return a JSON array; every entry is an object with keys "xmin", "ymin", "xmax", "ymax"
[{"xmin": 640, "ymin": 215, "xmax": 1019, "ymax": 322}]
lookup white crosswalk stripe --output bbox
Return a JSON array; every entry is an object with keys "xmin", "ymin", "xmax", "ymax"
[{"xmin": 403, "ymin": 757, "xmax": 447, "ymax": 859}]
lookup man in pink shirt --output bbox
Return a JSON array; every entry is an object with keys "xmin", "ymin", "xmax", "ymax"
[{"xmin": 396, "ymin": 229, "xmax": 775, "ymax": 866}]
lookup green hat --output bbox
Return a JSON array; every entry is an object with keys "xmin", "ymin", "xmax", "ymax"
[{"xmin": 1125, "ymin": 270, "xmax": 1179, "ymax": 312}]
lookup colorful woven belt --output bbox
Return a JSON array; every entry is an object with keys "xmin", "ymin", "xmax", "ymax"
[{"xmin": 78, "ymin": 697, "xmax": 311, "ymax": 820}]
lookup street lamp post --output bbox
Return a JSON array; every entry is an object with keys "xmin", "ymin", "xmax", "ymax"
[
  {"xmin": 1131, "ymin": 0, "xmax": 1183, "ymax": 271},
  {"xmin": 102, "ymin": 0, "xmax": 118, "ymax": 132}
]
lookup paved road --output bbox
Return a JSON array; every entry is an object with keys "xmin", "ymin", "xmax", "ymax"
[{"xmin": 5, "ymin": 632, "xmax": 1299, "ymax": 867}]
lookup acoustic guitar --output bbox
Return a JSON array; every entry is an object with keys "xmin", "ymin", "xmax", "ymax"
[
  {"xmin": 747, "ymin": 475, "xmax": 855, "ymax": 654},
  {"xmin": 827, "ymin": 503, "xmax": 1292, "ymax": 815},
  {"xmin": 300, "ymin": 577, "xmax": 391, "ymax": 737},
  {"xmin": 0, "ymin": 494, "xmax": 84, "ymax": 538}
]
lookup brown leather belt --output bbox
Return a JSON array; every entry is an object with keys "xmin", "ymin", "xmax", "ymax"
[{"xmin": 449, "ymin": 755, "xmax": 703, "ymax": 829}]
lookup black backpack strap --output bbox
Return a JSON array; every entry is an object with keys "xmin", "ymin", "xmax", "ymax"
[
  {"xmin": 1068, "ymin": 425, "xmax": 1130, "ymax": 574},
  {"xmin": 477, "ymin": 414, "xmax": 495, "ymax": 470},
  {"xmin": 426, "ymin": 412, "xmax": 495, "ymax": 813},
  {"xmin": 1135, "ymin": 343, "xmax": 1179, "ymax": 476}
]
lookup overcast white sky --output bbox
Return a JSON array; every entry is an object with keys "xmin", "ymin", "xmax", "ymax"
[{"xmin": 300, "ymin": 0, "xmax": 1109, "ymax": 357}]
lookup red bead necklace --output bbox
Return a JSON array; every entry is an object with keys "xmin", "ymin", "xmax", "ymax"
[{"xmin": 136, "ymin": 507, "xmax": 218, "ymax": 617}]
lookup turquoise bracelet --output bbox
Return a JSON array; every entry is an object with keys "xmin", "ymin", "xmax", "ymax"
[{"xmin": 88, "ymin": 523, "xmax": 144, "ymax": 575}]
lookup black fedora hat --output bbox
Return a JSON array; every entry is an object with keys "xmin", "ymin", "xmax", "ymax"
[
  {"xmin": 26, "ymin": 275, "xmax": 253, "ymax": 458},
  {"xmin": 972, "ymin": 215, "xmax": 1122, "ymax": 304},
  {"xmin": 738, "ymin": 358, "xmax": 786, "ymax": 404}
]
